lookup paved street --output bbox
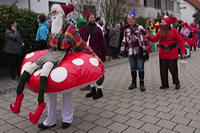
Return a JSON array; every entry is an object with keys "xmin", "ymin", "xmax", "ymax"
[{"xmin": 1, "ymin": 50, "xmax": 200, "ymax": 133}]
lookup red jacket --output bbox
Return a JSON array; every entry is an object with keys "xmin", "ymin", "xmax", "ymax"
[{"xmin": 147, "ymin": 28, "xmax": 185, "ymax": 59}]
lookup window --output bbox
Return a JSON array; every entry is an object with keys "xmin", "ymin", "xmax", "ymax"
[
  {"xmin": 144, "ymin": 0, "xmax": 147, "ymax": 7},
  {"xmin": 154, "ymin": 0, "xmax": 161, "ymax": 9},
  {"xmin": 165, "ymin": 0, "xmax": 173, "ymax": 11},
  {"xmin": 170, "ymin": 1, "xmax": 174, "ymax": 11},
  {"xmin": 177, "ymin": 2, "xmax": 180, "ymax": 12}
]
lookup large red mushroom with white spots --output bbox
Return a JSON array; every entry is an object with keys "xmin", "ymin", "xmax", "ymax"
[{"xmin": 21, "ymin": 49, "xmax": 104, "ymax": 93}]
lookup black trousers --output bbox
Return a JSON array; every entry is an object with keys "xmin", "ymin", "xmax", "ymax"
[
  {"xmin": 6, "ymin": 53, "xmax": 21, "ymax": 79},
  {"xmin": 33, "ymin": 40, "xmax": 47, "ymax": 51},
  {"xmin": 159, "ymin": 58, "xmax": 179, "ymax": 86},
  {"xmin": 110, "ymin": 46, "xmax": 118, "ymax": 58},
  {"xmin": 96, "ymin": 75, "xmax": 104, "ymax": 86}
]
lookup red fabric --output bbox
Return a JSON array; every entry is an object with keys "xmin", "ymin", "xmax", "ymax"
[
  {"xmin": 171, "ymin": 17, "xmax": 178, "ymax": 23},
  {"xmin": 85, "ymin": 8, "xmax": 93, "ymax": 19},
  {"xmin": 162, "ymin": 17, "xmax": 177, "ymax": 25},
  {"xmin": 162, "ymin": 17, "xmax": 173, "ymax": 25},
  {"xmin": 60, "ymin": 4, "xmax": 74, "ymax": 16},
  {"xmin": 10, "ymin": 93, "xmax": 24, "ymax": 114},
  {"xmin": 21, "ymin": 50, "xmax": 104, "ymax": 93},
  {"xmin": 147, "ymin": 28, "xmax": 185, "ymax": 59},
  {"xmin": 190, "ymin": 25, "xmax": 199, "ymax": 47},
  {"xmin": 29, "ymin": 102, "xmax": 46, "ymax": 124},
  {"xmin": 182, "ymin": 22, "xmax": 189, "ymax": 27},
  {"xmin": 153, "ymin": 23, "xmax": 161, "ymax": 29}
]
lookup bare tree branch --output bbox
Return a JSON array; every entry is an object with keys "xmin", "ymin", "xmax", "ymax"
[{"xmin": 71, "ymin": 0, "xmax": 129, "ymax": 26}]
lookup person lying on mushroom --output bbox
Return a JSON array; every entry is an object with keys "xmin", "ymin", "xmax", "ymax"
[{"xmin": 10, "ymin": 3, "xmax": 96, "ymax": 124}]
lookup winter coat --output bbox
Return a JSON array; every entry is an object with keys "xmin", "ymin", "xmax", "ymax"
[
  {"xmin": 4, "ymin": 29, "xmax": 22, "ymax": 55},
  {"xmin": 121, "ymin": 24, "xmax": 148, "ymax": 56},
  {"xmin": 79, "ymin": 24, "xmax": 108, "ymax": 61},
  {"xmin": 109, "ymin": 27, "xmax": 120, "ymax": 48},
  {"xmin": 36, "ymin": 21, "xmax": 49, "ymax": 41}
]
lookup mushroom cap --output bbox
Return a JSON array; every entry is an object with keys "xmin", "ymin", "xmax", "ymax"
[{"xmin": 21, "ymin": 49, "xmax": 105, "ymax": 93}]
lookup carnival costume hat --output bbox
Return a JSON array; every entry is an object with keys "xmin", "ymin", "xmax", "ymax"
[
  {"xmin": 129, "ymin": 8, "xmax": 136, "ymax": 18},
  {"xmin": 85, "ymin": 8, "xmax": 93, "ymax": 19},
  {"xmin": 77, "ymin": 18, "xmax": 87, "ymax": 29},
  {"xmin": 51, "ymin": 4, "xmax": 74, "ymax": 16},
  {"xmin": 162, "ymin": 17, "xmax": 178, "ymax": 25},
  {"xmin": 182, "ymin": 22, "xmax": 189, "ymax": 27}
]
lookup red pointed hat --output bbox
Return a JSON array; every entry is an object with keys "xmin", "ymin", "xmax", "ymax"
[
  {"xmin": 85, "ymin": 8, "xmax": 93, "ymax": 19},
  {"xmin": 60, "ymin": 4, "xmax": 74, "ymax": 16},
  {"xmin": 171, "ymin": 17, "xmax": 178, "ymax": 23},
  {"xmin": 182, "ymin": 22, "xmax": 189, "ymax": 27},
  {"xmin": 162, "ymin": 17, "xmax": 173, "ymax": 25}
]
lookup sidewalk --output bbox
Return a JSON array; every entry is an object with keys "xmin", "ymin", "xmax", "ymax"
[{"xmin": 1, "ymin": 50, "xmax": 200, "ymax": 133}]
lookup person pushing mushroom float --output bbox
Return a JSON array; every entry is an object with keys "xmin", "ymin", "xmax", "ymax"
[{"xmin": 9, "ymin": 3, "xmax": 104, "ymax": 127}]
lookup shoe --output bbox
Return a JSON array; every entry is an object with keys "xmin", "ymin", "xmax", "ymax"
[
  {"xmin": 62, "ymin": 122, "xmax": 71, "ymax": 129},
  {"xmin": 140, "ymin": 81, "xmax": 146, "ymax": 92},
  {"xmin": 80, "ymin": 85, "xmax": 91, "ymax": 91},
  {"xmin": 160, "ymin": 86, "xmax": 169, "ymax": 89},
  {"xmin": 10, "ymin": 93, "xmax": 24, "ymax": 114},
  {"xmin": 38, "ymin": 123, "xmax": 56, "ymax": 130},
  {"xmin": 93, "ymin": 89, "xmax": 103, "ymax": 99},
  {"xmin": 128, "ymin": 82, "xmax": 137, "ymax": 90},
  {"xmin": 11, "ymin": 77, "xmax": 17, "ymax": 81},
  {"xmin": 86, "ymin": 87, "xmax": 96, "ymax": 98},
  {"xmin": 175, "ymin": 83, "xmax": 180, "ymax": 90},
  {"xmin": 29, "ymin": 102, "xmax": 46, "ymax": 124},
  {"xmin": 112, "ymin": 57, "xmax": 116, "ymax": 60}
]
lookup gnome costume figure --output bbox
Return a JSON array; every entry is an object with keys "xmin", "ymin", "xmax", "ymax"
[
  {"xmin": 10, "ymin": 3, "xmax": 95, "ymax": 126},
  {"xmin": 121, "ymin": 8, "xmax": 149, "ymax": 92},
  {"xmin": 79, "ymin": 8, "xmax": 109, "ymax": 99}
]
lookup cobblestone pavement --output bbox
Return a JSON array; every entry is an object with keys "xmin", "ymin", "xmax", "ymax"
[{"xmin": 1, "ymin": 50, "xmax": 200, "ymax": 133}]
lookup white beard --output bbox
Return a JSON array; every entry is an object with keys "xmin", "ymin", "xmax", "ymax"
[{"xmin": 51, "ymin": 14, "xmax": 63, "ymax": 35}]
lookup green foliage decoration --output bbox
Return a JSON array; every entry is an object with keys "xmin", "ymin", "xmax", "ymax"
[
  {"xmin": 0, "ymin": 5, "xmax": 38, "ymax": 66},
  {"xmin": 136, "ymin": 16, "xmax": 148, "ymax": 29}
]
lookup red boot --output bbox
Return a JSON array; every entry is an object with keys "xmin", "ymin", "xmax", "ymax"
[
  {"xmin": 10, "ymin": 93, "xmax": 24, "ymax": 114},
  {"xmin": 29, "ymin": 102, "xmax": 46, "ymax": 124}
]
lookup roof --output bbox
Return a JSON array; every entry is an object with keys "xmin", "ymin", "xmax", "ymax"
[{"xmin": 186, "ymin": 0, "xmax": 200, "ymax": 10}]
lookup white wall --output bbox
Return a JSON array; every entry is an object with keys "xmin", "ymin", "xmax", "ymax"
[
  {"xmin": 5, "ymin": 0, "xmax": 71, "ymax": 15},
  {"xmin": 139, "ymin": 0, "xmax": 181, "ymax": 19},
  {"xmin": 143, "ymin": 7, "xmax": 181, "ymax": 19},
  {"xmin": 30, "ymin": 0, "xmax": 71, "ymax": 15},
  {"xmin": 180, "ymin": 0, "xmax": 196, "ymax": 23}
]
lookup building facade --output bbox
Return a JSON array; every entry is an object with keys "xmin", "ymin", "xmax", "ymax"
[
  {"xmin": 0, "ymin": 0, "xmax": 71, "ymax": 14},
  {"xmin": 1, "ymin": 0, "xmax": 198, "ymax": 23},
  {"xmin": 125, "ymin": 0, "xmax": 182, "ymax": 19},
  {"xmin": 180, "ymin": 0, "xmax": 199, "ymax": 23}
]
